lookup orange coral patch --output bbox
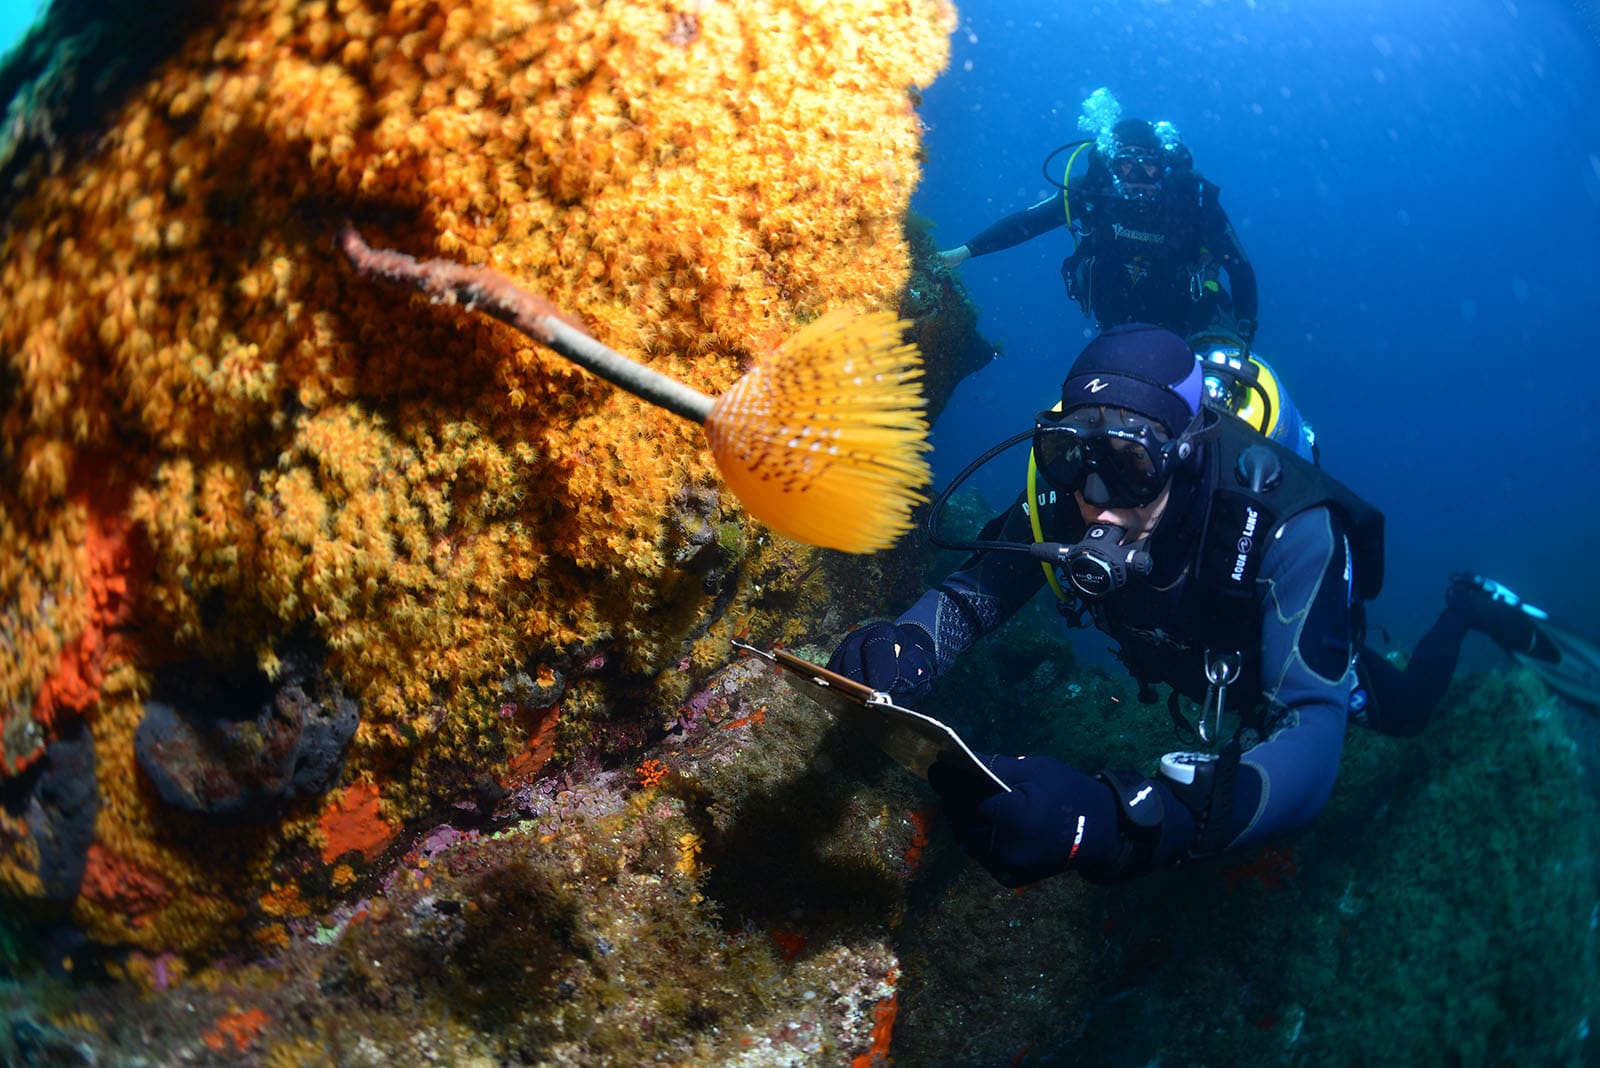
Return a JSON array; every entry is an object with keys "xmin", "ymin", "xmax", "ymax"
[
  {"xmin": 258, "ymin": 879, "xmax": 309, "ymax": 918},
  {"xmin": 502, "ymin": 703, "xmax": 562, "ymax": 787},
  {"xmin": 635, "ymin": 758, "xmax": 668, "ymax": 788},
  {"xmin": 253, "ymin": 923, "xmax": 290, "ymax": 950},
  {"xmin": 202, "ymin": 1007, "xmax": 270, "ymax": 1052},
  {"xmin": 78, "ymin": 844, "xmax": 174, "ymax": 928},
  {"xmin": 903, "ymin": 808, "xmax": 932, "ymax": 874},
  {"xmin": 1221, "ymin": 844, "xmax": 1299, "ymax": 893},
  {"xmin": 318, "ymin": 782, "xmax": 396, "ymax": 866},
  {"xmin": 851, "ymin": 993, "xmax": 898, "ymax": 1068},
  {"xmin": 15, "ymin": 502, "xmax": 139, "ymax": 776},
  {"xmin": 770, "ymin": 927, "xmax": 806, "ymax": 961},
  {"xmin": 722, "ymin": 705, "xmax": 765, "ymax": 731}
]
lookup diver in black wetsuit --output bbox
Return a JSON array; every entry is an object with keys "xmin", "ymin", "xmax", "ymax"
[
  {"xmin": 941, "ymin": 117, "xmax": 1259, "ymax": 346},
  {"xmin": 826, "ymin": 324, "xmax": 1555, "ymax": 887}
]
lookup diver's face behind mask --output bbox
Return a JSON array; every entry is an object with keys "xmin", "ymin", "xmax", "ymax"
[
  {"xmin": 1032, "ymin": 407, "xmax": 1194, "ymax": 599},
  {"xmin": 1033, "ymin": 407, "xmax": 1177, "ymax": 508},
  {"xmin": 1111, "ymin": 147, "xmax": 1163, "ymax": 200}
]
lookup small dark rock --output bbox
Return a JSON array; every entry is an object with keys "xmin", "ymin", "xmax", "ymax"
[
  {"xmin": 502, "ymin": 667, "xmax": 565, "ymax": 709},
  {"xmin": 665, "ymin": 485, "xmax": 724, "ymax": 570},
  {"xmin": 8, "ymin": 1015, "xmax": 98, "ymax": 1067},
  {"xmin": 134, "ymin": 666, "xmax": 359, "ymax": 820},
  {"xmin": 11, "ymin": 719, "xmax": 98, "ymax": 903},
  {"xmin": 286, "ymin": 685, "xmax": 361, "ymax": 799},
  {"xmin": 664, "ymin": 486, "xmax": 746, "ymax": 592},
  {"xmin": 465, "ymin": 776, "xmax": 509, "ymax": 816}
]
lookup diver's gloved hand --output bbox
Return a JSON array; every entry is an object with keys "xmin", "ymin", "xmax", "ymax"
[
  {"xmin": 826, "ymin": 621, "xmax": 937, "ymax": 697},
  {"xmin": 1236, "ymin": 318, "xmax": 1257, "ymax": 346},
  {"xmin": 928, "ymin": 754, "xmax": 1121, "ymax": 887},
  {"xmin": 938, "ymin": 245, "xmax": 971, "ymax": 269}
]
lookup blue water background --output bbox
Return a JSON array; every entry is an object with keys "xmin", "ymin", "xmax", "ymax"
[
  {"xmin": 0, "ymin": 2, "xmax": 42, "ymax": 59},
  {"xmin": 915, "ymin": 0, "xmax": 1600, "ymax": 667}
]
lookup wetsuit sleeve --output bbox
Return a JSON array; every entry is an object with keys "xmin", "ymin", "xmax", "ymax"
[
  {"xmin": 962, "ymin": 191, "xmax": 1070, "ymax": 258},
  {"xmin": 893, "ymin": 497, "xmax": 1049, "ymax": 677},
  {"xmin": 1205, "ymin": 197, "xmax": 1258, "ymax": 331},
  {"xmin": 1217, "ymin": 506, "xmax": 1355, "ymax": 853}
]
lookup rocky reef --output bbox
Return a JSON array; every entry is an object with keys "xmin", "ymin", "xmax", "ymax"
[
  {"xmin": 1, "ymin": 646, "xmax": 935, "ymax": 1065},
  {"xmin": 3, "ymin": 590, "xmax": 1591, "ymax": 1066}
]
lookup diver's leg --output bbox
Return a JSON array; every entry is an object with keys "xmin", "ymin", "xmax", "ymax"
[
  {"xmin": 1447, "ymin": 574, "xmax": 1559, "ymax": 663},
  {"xmin": 1353, "ymin": 599, "xmax": 1474, "ymax": 738},
  {"xmin": 1354, "ymin": 573, "xmax": 1564, "ymax": 736}
]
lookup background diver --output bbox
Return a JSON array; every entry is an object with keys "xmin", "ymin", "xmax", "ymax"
[
  {"xmin": 827, "ymin": 323, "xmax": 1569, "ymax": 887},
  {"xmin": 939, "ymin": 91, "xmax": 1259, "ymax": 347}
]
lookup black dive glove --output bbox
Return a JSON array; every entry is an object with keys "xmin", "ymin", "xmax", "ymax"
[
  {"xmin": 826, "ymin": 621, "xmax": 937, "ymax": 698},
  {"xmin": 928, "ymin": 754, "xmax": 1124, "ymax": 887}
]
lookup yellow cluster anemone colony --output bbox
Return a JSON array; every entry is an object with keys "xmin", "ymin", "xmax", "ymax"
[
  {"xmin": 337, "ymin": 227, "xmax": 932, "ymax": 553},
  {"xmin": 0, "ymin": 0, "xmax": 955, "ymax": 952}
]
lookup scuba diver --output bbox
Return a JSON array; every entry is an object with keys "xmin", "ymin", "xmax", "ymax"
[
  {"xmin": 939, "ymin": 90, "xmax": 1259, "ymax": 346},
  {"xmin": 826, "ymin": 323, "xmax": 1563, "ymax": 887}
]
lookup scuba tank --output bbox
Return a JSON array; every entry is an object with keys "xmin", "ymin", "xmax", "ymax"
[{"xmin": 1187, "ymin": 331, "xmax": 1319, "ymax": 465}]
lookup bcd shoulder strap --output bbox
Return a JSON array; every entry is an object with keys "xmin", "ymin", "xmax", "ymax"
[{"xmin": 1193, "ymin": 412, "xmax": 1386, "ymax": 637}]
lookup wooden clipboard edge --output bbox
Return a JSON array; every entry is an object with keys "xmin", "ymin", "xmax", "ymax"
[{"xmin": 731, "ymin": 640, "xmax": 1011, "ymax": 794}]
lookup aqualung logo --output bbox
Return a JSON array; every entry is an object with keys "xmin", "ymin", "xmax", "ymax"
[
  {"xmin": 1112, "ymin": 223, "xmax": 1165, "ymax": 244},
  {"xmin": 1229, "ymin": 506, "xmax": 1260, "ymax": 583}
]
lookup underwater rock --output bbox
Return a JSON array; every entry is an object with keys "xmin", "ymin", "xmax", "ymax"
[
  {"xmin": 0, "ymin": 0, "xmax": 212, "ymax": 198},
  {"xmin": 901, "ymin": 216, "xmax": 999, "ymax": 426},
  {"xmin": 501, "ymin": 665, "xmax": 567, "ymax": 710},
  {"xmin": 665, "ymin": 485, "xmax": 746, "ymax": 593},
  {"xmin": 666, "ymin": 485, "xmax": 722, "ymax": 564},
  {"xmin": 6, "ymin": 719, "xmax": 98, "ymax": 903},
  {"xmin": 5, "ymin": 1015, "xmax": 97, "ymax": 1068},
  {"xmin": 134, "ymin": 673, "xmax": 359, "ymax": 820},
  {"xmin": 0, "ymin": 645, "xmax": 923, "ymax": 1064},
  {"xmin": 899, "ymin": 619, "xmax": 1600, "ymax": 1065}
]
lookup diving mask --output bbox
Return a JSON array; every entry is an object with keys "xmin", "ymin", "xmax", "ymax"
[
  {"xmin": 1110, "ymin": 147, "xmax": 1164, "ymax": 199},
  {"xmin": 1032, "ymin": 409, "xmax": 1183, "ymax": 508}
]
